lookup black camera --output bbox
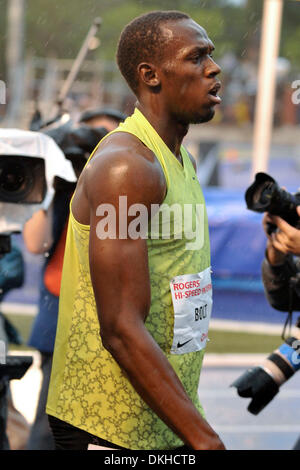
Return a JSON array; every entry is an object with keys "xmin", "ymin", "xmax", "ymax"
[
  {"xmin": 232, "ymin": 172, "xmax": 300, "ymax": 416},
  {"xmin": 44, "ymin": 121, "xmax": 108, "ymax": 178},
  {"xmin": 0, "ymin": 128, "xmax": 77, "ymax": 245},
  {"xmin": 0, "ymin": 355, "xmax": 33, "ymax": 382},
  {"xmin": 231, "ymin": 336, "xmax": 300, "ymax": 415},
  {"xmin": 0, "ymin": 355, "xmax": 33, "ymax": 449},
  {"xmin": 245, "ymin": 172, "xmax": 300, "ymax": 233},
  {"xmin": 0, "ymin": 129, "xmax": 47, "ymax": 206},
  {"xmin": 0, "ymin": 155, "xmax": 46, "ymax": 205}
]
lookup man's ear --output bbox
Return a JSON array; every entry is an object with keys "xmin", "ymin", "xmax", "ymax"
[{"xmin": 137, "ymin": 63, "xmax": 161, "ymax": 89}]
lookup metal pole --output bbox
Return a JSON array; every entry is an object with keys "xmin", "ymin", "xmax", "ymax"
[
  {"xmin": 5, "ymin": 0, "xmax": 26, "ymax": 127},
  {"xmin": 56, "ymin": 17, "xmax": 102, "ymax": 110},
  {"xmin": 251, "ymin": 0, "xmax": 283, "ymax": 177}
]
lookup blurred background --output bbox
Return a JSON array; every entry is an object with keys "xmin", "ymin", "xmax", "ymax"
[
  {"xmin": 0, "ymin": 0, "xmax": 300, "ymax": 450},
  {"xmin": 1, "ymin": 0, "xmax": 299, "ymax": 331},
  {"xmin": 1, "ymin": 0, "xmax": 300, "ymax": 129}
]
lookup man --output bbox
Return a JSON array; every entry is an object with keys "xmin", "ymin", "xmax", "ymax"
[
  {"xmin": 262, "ymin": 208, "xmax": 300, "ymax": 312},
  {"xmin": 46, "ymin": 10, "xmax": 225, "ymax": 450},
  {"xmin": 261, "ymin": 208, "xmax": 300, "ymax": 451},
  {"xmin": 23, "ymin": 111, "xmax": 124, "ymax": 450}
]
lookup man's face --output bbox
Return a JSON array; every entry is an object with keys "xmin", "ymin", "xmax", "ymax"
[{"xmin": 157, "ymin": 18, "xmax": 222, "ymax": 125}]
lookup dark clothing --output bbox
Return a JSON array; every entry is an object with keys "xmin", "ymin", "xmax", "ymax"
[
  {"xmin": 26, "ymin": 354, "xmax": 55, "ymax": 450},
  {"xmin": 0, "ymin": 244, "xmax": 25, "ymax": 450},
  {"xmin": 262, "ymin": 254, "xmax": 300, "ymax": 313},
  {"xmin": 293, "ymin": 435, "xmax": 300, "ymax": 450},
  {"xmin": 262, "ymin": 253, "xmax": 300, "ymax": 451},
  {"xmin": 48, "ymin": 415, "xmax": 128, "ymax": 450},
  {"xmin": 28, "ymin": 287, "xmax": 59, "ymax": 354},
  {"xmin": 27, "ymin": 189, "xmax": 71, "ymax": 449},
  {"xmin": 28, "ymin": 190, "xmax": 71, "ymax": 353},
  {"xmin": 48, "ymin": 415, "xmax": 192, "ymax": 451}
]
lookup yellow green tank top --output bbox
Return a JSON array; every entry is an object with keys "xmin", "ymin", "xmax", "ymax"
[{"xmin": 46, "ymin": 108, "xmax": 212, "ymax": 450}]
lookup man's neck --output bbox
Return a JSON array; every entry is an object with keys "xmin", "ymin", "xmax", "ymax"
[{"xmin": 137, "ymin": 101, "xmax": 188, "ymax": 160}]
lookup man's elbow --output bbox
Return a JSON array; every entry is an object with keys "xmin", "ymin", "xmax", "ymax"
[
  {"xmin": 100, "ymin": 329, "xmax": 121, "ymax": 356},
  {"xmin": 100, "ymin": 322, "xmax": 129, "ymax": 356},
  {"xmin": 99, "ymin": 317, "xmax": 143, "ymax": 358}
]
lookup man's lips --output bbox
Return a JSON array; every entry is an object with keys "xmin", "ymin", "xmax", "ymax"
[{"xmin": 208, "ymin": 82, "xmax": 222, "ymax": 104}]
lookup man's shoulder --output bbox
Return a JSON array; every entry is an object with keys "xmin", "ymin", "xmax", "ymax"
[
  {"xmin": 83, "ymin": 131, "xmax": 166, "ymax": 206},
  {"xmin": 88, "ymin": 131, "xmax": 161, "ymax": 172}
]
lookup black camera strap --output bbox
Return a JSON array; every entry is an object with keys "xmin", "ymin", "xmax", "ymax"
[
  {"xmin": 282, "ymin": 311, "xmax": 293, "ymax": 342},
  {"xmin": 282, "ymin": 275, "xmax": 299, "ymax": 340}
]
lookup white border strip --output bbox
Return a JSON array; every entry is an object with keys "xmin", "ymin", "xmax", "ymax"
[
  {"xmin": 210, "ymin": 318, "xmax": 297, "ymax": 336},
  {"xmin": 214, "ymin": 425, "xmax": 300, "ymax": 433},
  {"xmin": 0, "ymin": 302, "xmax": 38, "ymax": 316},
  {"xmin": 1, "ymin": 303, "xmax": 290, "ymax": 336}
]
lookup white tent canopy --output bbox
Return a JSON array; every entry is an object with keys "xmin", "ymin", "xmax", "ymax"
[{"xmin": 0, "ymin": 128, "xmax": 76, "ymax": 233}]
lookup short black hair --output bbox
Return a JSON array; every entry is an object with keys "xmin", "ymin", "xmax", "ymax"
[{"xmin": 116, "ymin": 10, "xmax": 190, "ymax": 94}]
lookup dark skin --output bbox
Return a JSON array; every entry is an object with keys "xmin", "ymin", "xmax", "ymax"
[
  {"xmin": 72, "ymin": 18, "xmax": 224, "ymax": 450},
  {"xmin": 263, "ymin": 208, "xmax": 300, "ymax": 265}
]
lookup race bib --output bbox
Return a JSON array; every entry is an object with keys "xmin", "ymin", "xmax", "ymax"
[{"xmin": 170, "ymin": 267, "xmax": 213, "ymax": 355}]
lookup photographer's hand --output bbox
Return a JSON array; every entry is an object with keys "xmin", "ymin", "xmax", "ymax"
[
  {"xmin": 266, "ymin": 206, "xmax": 300, "ymax": 257},
  {"xmin": 263, "ymin": 213, "xmax": 287, "ymax": 265}
]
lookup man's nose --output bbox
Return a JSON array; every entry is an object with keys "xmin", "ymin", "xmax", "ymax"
[{"xmin": 206, "ymin": 58, "xmax": 221, "ymax": 77}]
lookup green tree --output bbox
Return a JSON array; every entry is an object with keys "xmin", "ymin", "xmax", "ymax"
[{"xmin": 1, "ymin": 0, "xmax": 300, "ymax": 79}]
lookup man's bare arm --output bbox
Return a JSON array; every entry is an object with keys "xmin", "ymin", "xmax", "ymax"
[
  {"xmin": 84, "ymin": 143, "xmax": 225, "ymax": 450},
  {"xmin": 23, "ymin": 206, "xmax": 53, "ymax": 254}
]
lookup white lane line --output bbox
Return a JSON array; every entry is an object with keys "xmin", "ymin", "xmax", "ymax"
[
  {"xmin": 214, "ymin": 425, "xmax": 300, "ymax": 433},
  {"xmin": 198, "ymin": 389, "xmax": 300, "ymax": 398},
  {"xmin": 209, "ymin": 319, "xmax": 292, "ymax": 336},
  {"xmin": 0, "ymin": 302, "xmax": 37, "ymax": 315},
  {"xmin": 0, "ymin": 305, "xmax": 292, "ymax": 336}
]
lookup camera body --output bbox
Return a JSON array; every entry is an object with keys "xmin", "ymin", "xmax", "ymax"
[
  {"xmin": 245, "ymin": 172, "xmax": 300, "ymax": 233},
  {"xmin": 232, "ymin": 336, "xmax": 300, "ymax": 414},
  {"xmin": 43, "ymin": 119, "xmax": 108, "ymax": 177},
  {"xmin": 0, "ymin": 126, "xmax": 78, "ymax": 449},
  {"xmin": 0, "ymin": 128, "xmax": 77, "ymax": 238},
  {"xmin": 232, "ymin": 173, "xmax": 300, "ymax": 415}
]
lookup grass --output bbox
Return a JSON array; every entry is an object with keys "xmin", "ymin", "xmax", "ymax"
[
  {"xmin": 5, "ymin": 313, "xmax": 35, "ymax": 351},
  {"xmin": 5, "ymin": 313, "xmax": 282, "ymax": 354},
  {"xmin": 206, "ymin": 329, "xmax": 281, "ymax": 354}
]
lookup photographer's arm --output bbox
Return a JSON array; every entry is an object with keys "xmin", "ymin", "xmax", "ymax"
[
  {"xmin": 261, "ymin": 212, "xmax": 300, "ymax": 312},
  {"xmin": 232, "ymin": 208, "xmax": 300, "ymax": 415},
  {"xmin": 23, "ymin": 206, "xmax": 54, "ymax": 254}
]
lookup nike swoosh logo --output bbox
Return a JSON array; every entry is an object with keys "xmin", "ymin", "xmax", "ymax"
[{"xmin": 177, "ymin": 339, "xmax": 193, "ymax": 348}]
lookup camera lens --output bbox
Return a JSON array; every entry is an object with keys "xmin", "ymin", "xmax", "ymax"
[
  {"xmin": 0, "ymin": 157, "xmax": 33, "ymax": 203},
  {"xmin": 245, "ymin": 172, "xmax": 300, "ymax": 228},
  {"xmin": 254, "ymin": 182, "xmax": 273, "ymax": 205}
]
